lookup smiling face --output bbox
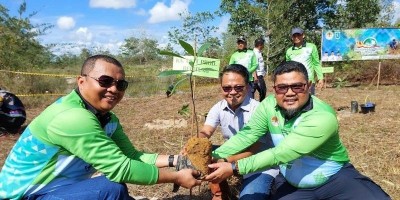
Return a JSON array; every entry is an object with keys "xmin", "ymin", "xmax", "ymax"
[
  {"xmin": 78, "ymin": 59, "xmax": 125, "ymax": 114},
  {"xmin": 274, "ymin": 71, "xmax": 310, "ymax": 117},
  {"xmin": 237, "ymin": 41, "xmax": 247, "ymax": 50},
  {"xmin": 221, "ymin": 71, "xmax": 249, "ymax": 111},
  {"xmin": 291, "ymin": 33, "xmax": 305, "ymax": 47}
]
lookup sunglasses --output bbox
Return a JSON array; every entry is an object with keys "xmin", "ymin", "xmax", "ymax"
[
  {"xmin": 222, "ymin": 85, "xmax": 245, "ymax": 93},
  {"xmin": 273, "ymin": 83, "xmax": 307, "ymax": 94},
  {"xmin": 83, "ymin": 74, "xmax": 129, "ymax": 91}
]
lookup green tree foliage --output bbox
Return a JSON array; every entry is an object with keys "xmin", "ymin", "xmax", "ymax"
[
  {"xmin": 121, "ymin": 36, "xmax": 159, "ymax": 65},
  {"xmin": 168, "ymin": 11, "xmax": 222, "ymax": 58},
  {"xmin": 0, "ymin": 2, "xmax": 53, "ymax": 70}
]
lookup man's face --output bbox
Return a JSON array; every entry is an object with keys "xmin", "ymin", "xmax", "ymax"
[
  {"xmin": 237, "ymin": 41, "xmax": 247, "ymax": 50},
  {"xmin": 291, "ymin": 33, "xmax": 304, "ymax": 46},
  {"xmin": 274, "ymin": 71, "xmax": 310, "ymax": 117},
  {"xmin": 220, "ymin": 72, "xmax": 248, "ymax": 110},
  {"xmin": 78, "ymin": 60, "xmax": 125, "ymax": 114}
]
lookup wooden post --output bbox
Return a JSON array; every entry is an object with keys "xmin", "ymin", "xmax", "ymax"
[{"xmin": 377, "ymin": 61, "xmax": 381, "ymax": 89}]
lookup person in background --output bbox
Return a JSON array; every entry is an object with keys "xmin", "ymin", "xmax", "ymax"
[
  {"xmin": 286, "ymin": 27, "xmax": 323, "ymax": 95},
  {"xmin": 0, "ymin": 55, "xmax": 201, "ymax": 200},
  {"xmin": 205, "ymin": 61, "xmax": 390, "ymax": 200},
  {"xmin": 200, "ymin": 64, "xmax": 278, "ymax": 200},
  {"xmin": 253, "ymin": 38, "xmax": 268, "ymax": 101},
  {"xmin": 0, "ymin": 88, "xmax": 26, "ymax": 136},
  {"xmin": 229, "ymin": 36, "xmax": 258, "ymax": 98}
]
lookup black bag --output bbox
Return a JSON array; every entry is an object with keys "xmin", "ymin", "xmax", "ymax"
[{"xmin": 0, "ymin": 89, "xmax": 26, "ymax": 134}]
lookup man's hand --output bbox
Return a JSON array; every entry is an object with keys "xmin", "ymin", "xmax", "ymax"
[
  {"xmin": 204, "ymin": 162, "xmax": 234, "ymax": 184},
  {"xmin": 174, "ymin": 168, "xmax": 202, "ymax": 189},
  {"xmin": 173, "ymin": 155, "xmax": 201, "ymax": 192}
]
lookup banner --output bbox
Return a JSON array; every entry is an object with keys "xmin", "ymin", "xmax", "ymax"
[
  {"xmin": 321, "ymin": 28, "xmax": 400, "ymax": 61},
  {"xmin": 173, "ymin": 56, "xmax": 220, "ymax": 78}
]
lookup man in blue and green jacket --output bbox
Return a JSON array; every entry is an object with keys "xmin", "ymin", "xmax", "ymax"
[{"xmin": 205, "ymin": 61, "xmax": 390, "ymax": 200}]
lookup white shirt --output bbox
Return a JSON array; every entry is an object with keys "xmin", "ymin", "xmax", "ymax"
[{"xmin": 253, "ymin": 48, "xmax": 267, "ymax": 76}]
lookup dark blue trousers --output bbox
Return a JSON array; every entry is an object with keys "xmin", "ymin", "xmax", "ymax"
[
  {"xmin": 271, "ymin": 163, "xmax": 391, "ymax": 200},
  {"xmin": 25, "ymin": 176, "xmax": 132, "ymax": 200}
]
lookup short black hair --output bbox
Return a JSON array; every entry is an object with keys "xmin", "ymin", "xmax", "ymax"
[
  {"xmin": 254, "ymin": 38, "xmax": 265, "ymax": 47},
  {"xmin": 272, "ymin": 61, "xmax": 308, "ymax": 83},
  {"xmin": 219, "ymin": 64, "xmax": 249, "ymax": 84},
  {"xmin": 81, "ymin": 55, "xmax": 123, "ymax": 75}
]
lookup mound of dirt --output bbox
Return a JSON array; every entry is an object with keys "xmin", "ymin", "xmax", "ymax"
[{"xmin": 184, "ymin": 137, "xmax": 212, "ymax": 177}]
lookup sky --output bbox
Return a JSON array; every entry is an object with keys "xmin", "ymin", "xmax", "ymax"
[
  {"xmin": 0, "ymin": 0, "xmax": 228, "ymax": 55},
  {"xmin": 2, "ymin": 0, "xmax": 400, "ymax": 56}
]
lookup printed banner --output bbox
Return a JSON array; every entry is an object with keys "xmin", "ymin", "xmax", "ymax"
[
  {"xmin": 173, "ymin": 56, "xmax": 220, "ymax": 78},
  {"xmin": 321, "ymin": 28, "xmax": 400, "ymax": 62}
]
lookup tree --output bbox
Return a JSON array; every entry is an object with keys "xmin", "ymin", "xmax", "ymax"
[
  {"xmin": 120, "ymin": 36, "xmax": 159, "ymax": 65},
  {"xmin": 168, "ymin": 11, "xmax": 222, "ymax": 58},
  {"xmin": 0, "ymin": 2, "xmax": 53, "ymax": 70},
  {"xmin": 376, "ymin": 0, "xmax": 395, "ymax": 27}
]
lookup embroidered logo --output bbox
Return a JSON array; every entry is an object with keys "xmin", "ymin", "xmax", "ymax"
[{"xmin": 271, "ymin": 116, "xmax": 279, "ymax": 126}]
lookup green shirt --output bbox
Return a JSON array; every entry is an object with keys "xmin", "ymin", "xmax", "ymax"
[
  {"xmin": 229, "ymin": 49, "xmax": 258, "ymax": 81},
  {"xmin": 213, "ymin": 95, "xmax": 349, "ymax": 188},
  {"xmin": 0, "ymin": 90, "xmax": 159, "ymax": 199},
  {"xmin": 286, "ymin": 42, "xmax": 323, "ymax": 83}
]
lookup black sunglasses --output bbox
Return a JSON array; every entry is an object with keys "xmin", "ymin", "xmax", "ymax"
[
  {"xmin": 83, "ymin": 74, "xmax": 129, "ymax": 91},
  {"xmin": 222, "ymin": 85, "xmax": 245, "ymax": 93},
  {"xmin": 273, "ymin": 83, "xmax": 307, "ymax": 94}
]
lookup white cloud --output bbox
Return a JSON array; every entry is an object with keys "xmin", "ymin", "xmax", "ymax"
[
  {"xmin": 75, "ymin": 27, "xmax": 93, "ymax": 42},
  {"xmin": 148, "ymin": 0, "xmax": 190, "ymax": 24},
  {"xmin": 57, "ymin": 16, "xmax": 76, "ymax": 30},
  {"xmin": 89, "ymin": 0, "xmax": 136, "ymax": 9}
]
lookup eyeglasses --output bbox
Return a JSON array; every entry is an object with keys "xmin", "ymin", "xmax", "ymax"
[
  {"xmin": 221, "ymin": 85, "xmax": 245, "ymax": 93},
  {"xmin": 83, "ymin": 74, "xmax": 129, "ymax": 91},
  {"xmin": 273, "ymin": 83, "xmax": 307, "ymax": 94}
]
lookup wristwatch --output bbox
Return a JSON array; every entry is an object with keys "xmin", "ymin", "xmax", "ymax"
[{"xmin": 231, "ymin": 161, "xmax": 239, "ymax": 176}]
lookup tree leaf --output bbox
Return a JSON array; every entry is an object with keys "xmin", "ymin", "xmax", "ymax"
[
  {"xmin": 159, "ymin": 50, "xmax": 185, "ymax": 59},
  {"xmin": 197, "ymin": 43, "xmax": 211, "ymax": 56},
  {"xmin": 195, "ymin": 67, "xmax": 217, "ymax": 72},
  {"xmin": 158, "ymin": 70, "xmax": 189, "ymax": 77},
  {"xmin": 179, "ymin": 40, "xmax": 195, "ymax": 56}
]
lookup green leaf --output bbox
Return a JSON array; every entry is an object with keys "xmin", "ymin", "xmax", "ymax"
[
  {"xmin": 178, "ymin": 104, "xmax": 190, "ymax": 117},
  {"xmin": 197, "ymin": 43, "xmax": 211, "ymax": 56},
  {"xmin": 159, "ymin": 50, "xmax": 184, "ymax": 59},
  {"xmin": 195, "ymin": 67, "xmax": 217, "ymax": 72},
  {"xmin": 179, "ymin": 40, "xmax": 195, "ymax": 56},
  {"xmin": 166, "ymin": 77, "xmax": 189, "ymax": 97},
  {"xmin": 158, "ymin": 70, "xmax": 189, "ymax": 77}
]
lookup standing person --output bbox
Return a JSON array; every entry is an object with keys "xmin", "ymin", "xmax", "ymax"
[
  {"xmin": 229, "ymin": 36, "xmax": 258, "ymax": 98},
  {"xmin": 205, "ymin": 61, "xmax": 391, "ymax": 200},
  {"xmin": 253, "ymin": 38, "xmax": 267, "ymax": 101},
  {"xmin": 0, "ymin": 88, "xmax": 26, "ymax": 136},
  {"xmin": 0, "ymin": 55, "xmax": 201, "ymax": 200},
  {"xmin": 286, "ymin": 27, "xmax": 323, "ymax": 95},
  {"xmin": 200, "ymin": 64, "xmax": 278, "ymax": 200}
]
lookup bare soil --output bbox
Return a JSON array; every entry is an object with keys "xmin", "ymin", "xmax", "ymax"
[{"xmin": 1, "ymin": 82, "xmax": 399, "ymax": 199}]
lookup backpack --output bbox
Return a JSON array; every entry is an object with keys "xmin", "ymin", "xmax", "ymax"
[{"xmin": 0, "ymin": 89, "xmax": 26, "ymax": 134}]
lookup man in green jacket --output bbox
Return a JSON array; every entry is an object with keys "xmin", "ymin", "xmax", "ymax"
[
  {"xmin": 229, "ymin": 36, "xmax": 258, "ymax": 98},
  {"xmin": 0, "ymin": 55, "xmax": 201, "ymax": 200},
  {"xmin": 205, "ymin": 61, "xmax": 390, "ymax": 200},
  {"xmin": 286, "ymin": 27, "xmax": 324, "ymax": 95}
]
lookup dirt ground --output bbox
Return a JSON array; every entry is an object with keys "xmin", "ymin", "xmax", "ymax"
[{"xmin": 0, "ymin": 83, "xmax": 399, "ymax": 199}]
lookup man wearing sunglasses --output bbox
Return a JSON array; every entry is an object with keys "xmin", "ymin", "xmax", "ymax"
[
  {"xmin": 199, "ymin": 64, "xmax": 278, "ymax": 200},
  {"xmin": 205, "ymin": 61, "xmax": 390, "ymax": 200},
  {"xmin": 0, "ymin": 55, "xmax": 201, "ymax": 200}
]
